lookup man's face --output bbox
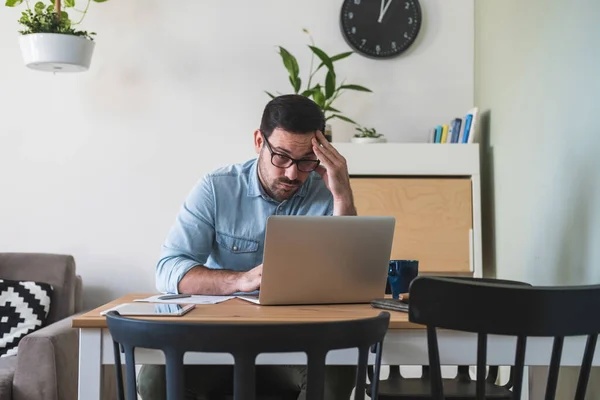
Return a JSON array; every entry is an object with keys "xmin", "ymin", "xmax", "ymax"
[{"xmin": 254, "ymin": 128, "xmax": 318, "ymax": 202}]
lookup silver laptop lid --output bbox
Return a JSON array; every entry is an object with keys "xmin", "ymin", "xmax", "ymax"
[{"xmin": 258, "ymin": 216, "xmax": 395, "ymax": 305}]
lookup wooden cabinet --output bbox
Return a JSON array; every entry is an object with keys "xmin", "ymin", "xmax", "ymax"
[{"xmin": 350, "ymin": 177, "xmax": 473, "ymax": 274}]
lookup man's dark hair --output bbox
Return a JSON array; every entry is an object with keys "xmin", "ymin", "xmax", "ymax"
[{"xmin": 260, "ymin": 94, "xmax": 325, "ymax": 138}]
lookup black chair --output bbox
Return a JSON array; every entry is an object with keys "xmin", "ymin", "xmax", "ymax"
[
  {"xmin": 408, "ymin": 276, "xmax": 600, "ymax": 400},
  {"xmin": 105, "ymin": 310, "xmax": 390, "ymax": 400},
  {"xmin": 367, "ymin": 365, "xmax": 512, "ymax": 399},
  {"xmin": 367, "ymin": 277, "xmax": 529, "ymax": 399}
]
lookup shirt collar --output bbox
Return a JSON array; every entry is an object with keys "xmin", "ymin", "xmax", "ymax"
[{"xmin": 247, "ymin": 158, "xmax": 310, "ymax": 199}]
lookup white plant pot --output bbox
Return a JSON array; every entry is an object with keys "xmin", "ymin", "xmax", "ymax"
[
  {"xmin": 351, "ymin": 137, "xmax": 387, "ymax": 144},
  {"xmin": 19, "ymin": 33, "xmax": 95, "ymax": 72}
]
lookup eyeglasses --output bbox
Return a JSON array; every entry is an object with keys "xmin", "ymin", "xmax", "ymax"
[{"xmin": 262, "ymin": 135, "xmax": 320, "ymax": 172}]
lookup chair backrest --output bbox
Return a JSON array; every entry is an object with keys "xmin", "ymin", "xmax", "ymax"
[
  {"xmin": 106, "ymin": 310, "xmax": 390, "ymax": 400},
  {"xmin": 408, "ymin": 276, "xmax": 600, "ymax": 400}
]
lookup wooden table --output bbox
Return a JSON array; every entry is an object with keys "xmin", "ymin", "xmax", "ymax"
[
  {"xmin": 73, "ymin": 294, "xmax": 600, "ymax": 400},
  {"xmin": 73, "ymin": 293, "xmax": 421, "ymax": 329}
]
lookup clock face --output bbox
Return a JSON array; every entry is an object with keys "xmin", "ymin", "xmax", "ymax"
[{"xmin": 340, "ymin": 0, "xmax": 422, "ymax": 59}]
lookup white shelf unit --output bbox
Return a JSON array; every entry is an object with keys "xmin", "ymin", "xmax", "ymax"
[{"xmin": 334, "ymin": 143, "xmax": 482, "ymax": 278}]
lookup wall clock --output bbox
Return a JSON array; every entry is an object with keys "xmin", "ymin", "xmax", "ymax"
[{"xmin": 340, "ymin": 0, "xmax": 422, "ymax": 59}]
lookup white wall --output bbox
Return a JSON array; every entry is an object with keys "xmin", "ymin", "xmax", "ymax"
[
  {"xmin": 475, "ymin": 0, "xmax": 600, "ymax": 286},
  {"xmin": 475, "ymin": 0, "xmax": 600, "ymax": 397},
  {"xmin": 0, "ymin": 0, "xmax": 474, "ymax": 308}
]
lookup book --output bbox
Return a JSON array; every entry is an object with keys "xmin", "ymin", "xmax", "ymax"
[
  {"xmin": 430, "ymin": 106, "xmax": 479, "ymax": 144},
  {"xmin": 466, "ymin": 107, "xmax": 479, "ymax": 143},
  {"xmin": 459, "ymin": 114, "xmax": 472, "ymax": 143},
  {"xmin": 434, "ymin": 125, "xmax": 442, "ymax": 143},
  {"xmin": 440, "ymin": 124, "xmax": 449, "ymax": 143},
  {"xmin": 450, "ymin": 118, "xmax": 462, "ymax": 143}
]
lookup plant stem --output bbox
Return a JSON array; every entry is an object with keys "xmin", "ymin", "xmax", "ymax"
[
  {"xmin": 25, "ymin": 0, "xmax": 30, "ymax": 11},
  {"xmin": 73, "ymin": 0, "xmax": 91, "ymax": 25},
  {"xmin": 306, "ymin": 32, "xmax": 316, "ymax": 91},
  {"xmin": 324, "ymin": 86, "xmax": 344, "ymax": 110},
  {"xmin": 55, "ymin": 0, "xmax": 61, "ymax": 21}
]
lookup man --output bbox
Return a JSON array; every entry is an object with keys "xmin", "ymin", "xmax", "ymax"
[{"xmin": 138, "ymin": 94, "xmax": 358, "ymax": 400}]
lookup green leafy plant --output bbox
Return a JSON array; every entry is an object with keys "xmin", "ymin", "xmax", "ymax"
[
  {"xmin": 354, "ymin": 126, "xmax": 383, "ymax": 138},
  {"xmin": 266, "ymin": 29, "xmax": 372, "ymax": 126},
  {"xmin": 6, "ymin": 0, "xmax": 107, "ymax": 41}
]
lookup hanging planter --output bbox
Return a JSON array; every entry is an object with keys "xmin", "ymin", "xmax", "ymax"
[
  {"xmin": 6, "ymin": 0, "xmax": 108, "ymax": 72},
  {"xmin": 20, "ymin": 33, "xmax": 95, "ymax": 72}
]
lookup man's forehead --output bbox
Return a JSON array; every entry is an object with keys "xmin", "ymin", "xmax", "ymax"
[{"xmin": 269, "ymin": 129, "xmax": 316, "ymax": 156}]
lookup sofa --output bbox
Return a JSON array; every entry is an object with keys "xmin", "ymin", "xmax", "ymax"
[{"xmin": 0, "ymin": 253, "xmax": 82, "ymax": 400}]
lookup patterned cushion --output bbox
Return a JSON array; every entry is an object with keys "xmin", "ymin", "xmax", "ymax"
[{"xmin": 0, "ymin": 279, "xmax": 53, "ymax": 358}]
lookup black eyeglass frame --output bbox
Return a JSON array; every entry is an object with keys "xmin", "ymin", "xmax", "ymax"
[{"xmin": 262, "ymin": 134, "xmax": 321, "ymax": 172}]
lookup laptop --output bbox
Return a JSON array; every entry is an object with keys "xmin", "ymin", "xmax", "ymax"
[{"xmin": 238, "ymin": 215, "xmax": 395, "ymax": 305}]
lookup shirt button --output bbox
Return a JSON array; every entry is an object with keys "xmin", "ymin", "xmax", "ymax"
[{"xmin": 232, "ymin": 246, "xmax": 238, "ymax": 251}]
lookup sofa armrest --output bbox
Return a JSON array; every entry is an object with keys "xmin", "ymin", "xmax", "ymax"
[
  {"xmin": 0, "ymin": 365, "xmax": 13, "ymax": 399},
  {"xmin": 75, "ymin": 275, "xmax": 83, "ymax": 313},
  {"xmin": 12, "ymin": 316, "xmax": 79, "ymax": 400}
]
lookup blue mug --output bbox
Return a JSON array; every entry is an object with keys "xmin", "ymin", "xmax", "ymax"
[{"xmin": 386, "ymin": 260, "xmax": 419, "ymax": 299}]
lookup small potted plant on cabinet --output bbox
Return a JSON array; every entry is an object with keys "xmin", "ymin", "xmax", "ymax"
[
  {"xmin": 352, "ymin": 126, "xmax": 386, "ymax": 144},
  {"xmin": 5, "ymin": 0, "xmax": 108, "ymax": 72}
]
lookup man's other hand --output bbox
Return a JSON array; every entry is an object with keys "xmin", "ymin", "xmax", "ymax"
[
  {"xmin": 312, "ymin": 131, "xmax": 352, "ymax": 202},
  {"xmin": 238, "ymin": 264, "xmax": 262, "ymax": 292}
]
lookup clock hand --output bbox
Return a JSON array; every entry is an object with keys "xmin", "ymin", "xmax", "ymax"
[
  {"xmin": 379, "ymin": 0, "xmax": 385, "ymax": 22},
  {"xmin": 378, "ymin": 0, "xmax": 393, "ymax": 23}
]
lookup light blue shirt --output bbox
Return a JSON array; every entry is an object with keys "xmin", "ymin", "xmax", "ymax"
[{"xmin": 156, "ymin": 158, "xmax": 334, "ymax": 293}]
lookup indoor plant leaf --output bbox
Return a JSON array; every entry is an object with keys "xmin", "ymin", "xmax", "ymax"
[
  {"xmin": 330, "ymin": 51, "xmax": 353, "ymax": 62},
  {"xmin": 295, "ymin": 77, "xmax": 302, "ymax": 93},
  {"xmin": 301, "ymin": 86, "xmax": 320, "ymax": 97},
  {"xmin": 277, "ymin": 46, "xmax": 300, "ymax": 83},
  {"xmin": 301, "ymin": 88, "xmax": 314, "ymax": 97},
  {"xmin": 18, "ymin": 10, "xmax": 30, "ymax": 24},
  {"xmin": 5, "ymin": 0, "xmax": 23, "ymax": 6},
  {"xmin": 338, "ymin": 84, "xmax": 372, "ymax": 92},
  {"xmin": 265, "ymin": 91, "xmax": 276, "ymax": 99},
  {"xmin": 34, "ymin": 1, "xmax": 45, "ymax": 14},
  {"xmin": 317, "ymin": 51, "xmax": 353, "ymax": 70},
  {"xmin": 325, "ymin": 70, "xmax": 336, "ymax": 100},
  {"xmin": 324, "ymin": 105, "xmax": 341, "ymax": 113},
  {"xmin": 61, "ymin": 11, "xmax": 71, "ymax": 28},
  {"xmin": 308, "ymin": 45, "xmax": 334, "ymax": 73},
  {"xmin": 64, "ymin": 0, "xmax": 75, "ymax": 7},
  {"xmin": 312, "ymin": 85, "xmax": 325, "ymax": 108},
  {"xmin": 288, "ymin": 75, "xmax": 302, "ymax": 93},
  {"xmin": 330, "ymin": 114, "xmax": 357, "ymax": 124}
]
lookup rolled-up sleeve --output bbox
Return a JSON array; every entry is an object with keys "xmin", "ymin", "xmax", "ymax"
[
  {"xmin": 156, "ymin": 175, "xmax": 216, "ymax": 293},
  {"xmin": 325, "ymin": 197, "xmax": 334, "ymax": 216}
]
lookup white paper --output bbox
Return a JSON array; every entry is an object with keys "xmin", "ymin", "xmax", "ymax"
[{"xmin": 134, "ymin": 294, "xmax": 234, "ymax": 305}]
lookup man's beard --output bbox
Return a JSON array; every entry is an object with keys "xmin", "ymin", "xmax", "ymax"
[{"xmin": 258, "ymin": 160, "xmax": 302, "ymax": 202}]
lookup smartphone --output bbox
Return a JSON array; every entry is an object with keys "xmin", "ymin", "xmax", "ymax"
[{"xmin": 157, "ymin": 294, "xmax": 192, "ymax": 300}]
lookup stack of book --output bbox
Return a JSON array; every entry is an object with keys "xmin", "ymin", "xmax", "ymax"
[{"xmin": 431, "ymin": 107, "xmax": 478, "ymax": 144}]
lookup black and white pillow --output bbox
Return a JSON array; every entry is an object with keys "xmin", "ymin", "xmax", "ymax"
[{"xmin": 0, "ymin": 279, "xmax": 53, "ymax": 358}]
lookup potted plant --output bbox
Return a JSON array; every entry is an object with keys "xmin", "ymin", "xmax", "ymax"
[
  {"xmin": 5, "ymin": 0, "xmax": 108, "ymax": 72},
  {"xmin": 352, "ymin": 126, "xmax": 386, "ymax": 144},
  {"xmin": 266, "ymin": 29, "xmax": 373, "ymax": 141}
]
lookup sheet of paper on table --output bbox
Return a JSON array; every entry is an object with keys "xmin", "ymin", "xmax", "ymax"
[{"xmin": 134, "ymin": 294, "xmax": 235, "ymax": 305}]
